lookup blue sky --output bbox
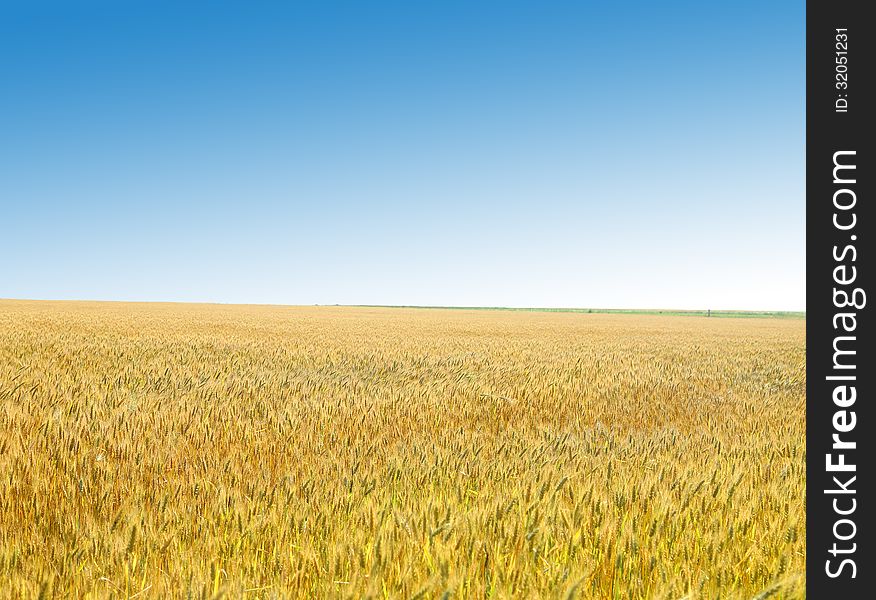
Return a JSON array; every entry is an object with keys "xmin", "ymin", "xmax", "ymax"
[{"xmin": 0, "ymin": 1, "xmax": 804, "ymax": 310}]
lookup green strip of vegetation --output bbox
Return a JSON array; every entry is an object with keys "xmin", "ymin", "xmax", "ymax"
[{"xmin": 347, "ymin": 305, "xmax": 805, "ymax": 319}]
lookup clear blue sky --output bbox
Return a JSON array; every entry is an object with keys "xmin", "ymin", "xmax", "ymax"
[{"xmin": 1, "ymin": 1, "xmax": 804, "ymax": 310}]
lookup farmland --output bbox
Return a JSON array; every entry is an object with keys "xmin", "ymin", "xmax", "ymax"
[{"xmin": 0, "ymin": 300, "xmax": 805, "ymax": 598}]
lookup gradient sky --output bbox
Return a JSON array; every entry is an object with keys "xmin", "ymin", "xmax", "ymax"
[{"xmin": 0, "ymin": 1, "xmax": 804, "ymax": 310}]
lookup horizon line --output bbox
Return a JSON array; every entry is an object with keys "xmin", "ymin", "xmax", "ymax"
[{"xmin": 0, "ymin": 297, "xmax": 806, "ymax": 317}]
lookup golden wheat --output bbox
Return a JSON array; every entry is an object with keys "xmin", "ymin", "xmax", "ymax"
[{"xmin": 0, "ymin": 300, "xmax": 805, "ymax": 599}]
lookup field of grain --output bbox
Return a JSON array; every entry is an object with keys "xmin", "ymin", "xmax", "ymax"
[{"xmin": 0, "ymin": 300, "xmax": 805, "ymax": 599}]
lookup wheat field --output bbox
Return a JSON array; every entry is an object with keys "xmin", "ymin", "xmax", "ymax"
[{"xmin": 0, "ymin": 300, "xmax": 805, "ymax": 599}]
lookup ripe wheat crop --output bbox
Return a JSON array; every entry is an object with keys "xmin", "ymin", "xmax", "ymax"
[{"xmin": 0, "ymin": 300, "xmax": 805, "ymax": 599}]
